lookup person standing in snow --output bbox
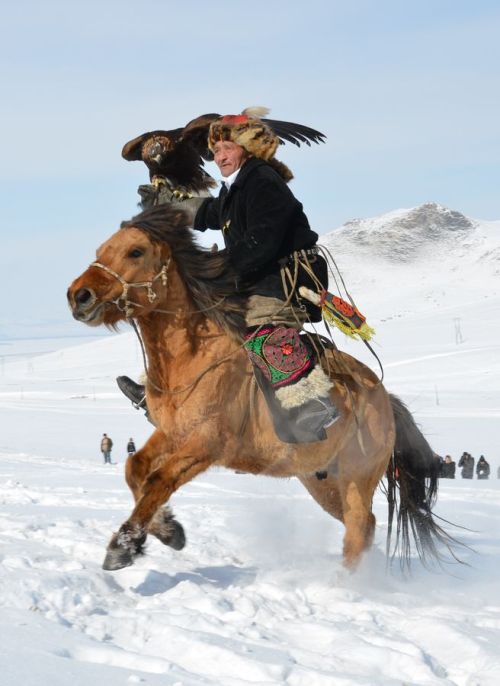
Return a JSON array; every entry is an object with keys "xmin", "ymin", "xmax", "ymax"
[
  {"xmin": 127, "ymin": 438, "xmax": 136, "ymax": 456},
  {"xmin": 476, "ymin": 455, "xmax": 490, "ymax": 480},
  {"xmin": 100, "ymin": 433, "xmax": 113, "ymax": 464},
  {"xmin": 458, "ymin": 452, "xmax": 474, "ymax": 479},
  {"xmin": 441, "ymin": 455, "xmax": 456, "ymax": 479}
]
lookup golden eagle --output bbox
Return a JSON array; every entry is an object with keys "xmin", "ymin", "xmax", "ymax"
[{"xmin": 121, "ymin": 110, "xmax": 326, "ymax": 194}]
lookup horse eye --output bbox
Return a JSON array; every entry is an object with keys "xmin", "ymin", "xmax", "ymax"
[{"xmin": 128, "ymin": 249, "xmax": 144, "ymax": 258}]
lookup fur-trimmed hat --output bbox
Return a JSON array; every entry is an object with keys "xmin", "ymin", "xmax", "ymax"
[{"xmin": 208, "ymin": 107, "xmax": 293, "ymax": 181}]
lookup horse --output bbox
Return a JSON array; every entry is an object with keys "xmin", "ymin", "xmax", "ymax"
[{"xmin": 67, "ymin": 204, "xmax": 450, "ymax": 572}]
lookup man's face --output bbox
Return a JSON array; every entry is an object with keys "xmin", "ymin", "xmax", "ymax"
[{"xmin": 213, "ymin": 141, "xmax": 247, "ymax": 177}]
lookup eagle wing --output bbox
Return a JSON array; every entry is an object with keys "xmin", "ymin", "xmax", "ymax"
[
  {"xmin": 180, "ymin": 113, "xmax": 326, "ymax": 157},
  {"xmin": 180, "ymin": 113, "xmax": 220, "ymax": 160},
  {"xmin": 262, "ymin": 119, "xmax": 326, "ymax": 147}
]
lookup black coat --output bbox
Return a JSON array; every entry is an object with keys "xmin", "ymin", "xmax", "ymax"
[
  {"xmin": 458, "ymin": 454, "xmax": 474, "ymax": 479},
  {"xmin": 194, "ymin": 157, "xmax": 328, "ymax": 320},
  {"xmin": 476, "ymin": 458, "xmax": 490, "ymax": 479},
  {"xmin": 440, "ymin": 461, "xmax": 456, "ymax": 478}
]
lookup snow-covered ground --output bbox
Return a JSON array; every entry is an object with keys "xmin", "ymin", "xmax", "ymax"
[{"xmin": 1, "ymin": 203, "xmax": 499, "ymax": 685}]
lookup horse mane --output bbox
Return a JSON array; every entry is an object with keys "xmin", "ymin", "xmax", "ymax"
[{"xmin": 121, "ymin": 204, "xmax": 248, "ymax": 339}]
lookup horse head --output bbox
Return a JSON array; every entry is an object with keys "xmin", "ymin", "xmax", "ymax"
[{"xmin": 67, "ymin": 206, "xmax": 189, "ymax": 327}]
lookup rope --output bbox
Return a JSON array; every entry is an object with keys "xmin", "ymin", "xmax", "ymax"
[{"xmin": 317, "ymin": 243, "xmax": 385, "ymax": 383}]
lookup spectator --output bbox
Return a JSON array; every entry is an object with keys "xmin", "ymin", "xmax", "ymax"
[
  {"xmin": 441, "ymin": 455, "xmax": 456, "ymax": 479},
  {"xmin": 127, "ymin": 438, "xmax": 136, "ymax": 456},
  {"xmin": 458, "ymin": 452, "xmax": 474, "ymax": 479},
  {"xmin": 476, "ymin": 455, "xmax": 490, "ymax": 480},
  {"xmin": 100, "ymin": 433, "xmax": 113, "ymax": 464}
]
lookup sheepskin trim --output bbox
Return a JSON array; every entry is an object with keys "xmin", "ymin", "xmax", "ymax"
[
  {"xmin": 267, "ymin": 157, "xmax": 294, "ymax": 182},
  {"xmin": 138, "ymin": 372, "xmax": 148, "ymax": 386},
  {"xmin": 275, "ymin": 366, "xmax": 334, "ymax": 409}
]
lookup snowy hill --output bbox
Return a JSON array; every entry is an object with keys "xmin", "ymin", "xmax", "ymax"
[
  {"xmin": 1, "ymin": 202, "xmax": 500, "ymax": 685},
  {"xmin": 319, "ymin": 202, "xmax": 498, "ymax": 315},
  {"xmin": 325, "ymin": 201, "xmax": 499, "ymax": 264}
]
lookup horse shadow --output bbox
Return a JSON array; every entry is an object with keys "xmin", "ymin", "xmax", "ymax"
[{"xmin": 133, "ymin": 564, "xmax": 257, "ymax": 596}]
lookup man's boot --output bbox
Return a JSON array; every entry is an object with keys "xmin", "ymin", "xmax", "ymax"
[
  {"xmin": 292, "ymin": 394, "xmax": 340, "ymax": 438},
  {"xmin": 116, "ymin": 376, "xmax": 151, "ymax": 422},
  {"xmin": 252, "ymin": 364, "xmax": 339, "ymax": 443},
  {"xmin": 276, "ymin": 364, "xmax": 340, "ymax": 442}
]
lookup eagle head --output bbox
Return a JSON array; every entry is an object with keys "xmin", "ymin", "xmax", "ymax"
[{"xmin": 143, "ymin": 136, "xmax": 174, "ymax": 164}]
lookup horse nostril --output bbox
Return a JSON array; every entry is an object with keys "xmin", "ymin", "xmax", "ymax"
[{"xmin": 75, "ymin": 288, "xmax": 93, "ymax": 306}]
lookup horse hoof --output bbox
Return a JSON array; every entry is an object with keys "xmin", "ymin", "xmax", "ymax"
[
  {"xmin": 149, "ymin": 508, "xmax": 186, "ymax": 550},
  {"xmin": 165, "ymin": 519, "xmax": 186, "ymax": 550},
  {"xmin": 102, "ymin": 547, "xmax": 134, "ymax": 571},
  {"xmin": 102, "ymin": 522, "xmax": 146, "ymax": 570}
]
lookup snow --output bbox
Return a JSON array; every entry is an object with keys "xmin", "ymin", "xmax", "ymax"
[{"xmin": 1, "ymin": 203, "xmax": 500, "ymax": 685}]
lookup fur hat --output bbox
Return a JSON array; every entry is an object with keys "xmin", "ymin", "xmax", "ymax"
[{"xmin": 208, "ymin": 107, "xmax": 293, "ymax": 181}]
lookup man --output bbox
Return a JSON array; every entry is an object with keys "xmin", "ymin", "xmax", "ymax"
[
  {"xmin": 100, "ymin": 433, "xmax": 113, "ymax": 464},
  {"xmin": 127, "ymin": 438, "xmax": 136, "ymax": 456},
  {"xmin": 119, "ymin": 110, "xmax": 339, "ymax": 442},
  {"xmin": 458, "ymin": 451, "xmax": 474, "ymax": 479},
  {"xmin": 476, "ymin": 455, "xmax": 490, "ymax": 480},
  {"xmin": 440, "ymin": 455, "xmax": 456, "ymax": 479}
]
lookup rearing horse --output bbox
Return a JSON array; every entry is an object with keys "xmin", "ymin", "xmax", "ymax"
[{"xmin": 67, "ymin": 204, "xmax": 447, "ymax": 572}]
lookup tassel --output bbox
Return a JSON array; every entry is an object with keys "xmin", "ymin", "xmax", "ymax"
[{"xmin": 299, "ymin": 287, "xmax": 375, "ymax": 342}]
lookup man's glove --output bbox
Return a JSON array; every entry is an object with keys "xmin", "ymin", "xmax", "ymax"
[
  {"xmin": 137, "ymin": 184, "xmax": 209, "ymax": 225},
  {"xmin": 169, "ymin": 195, "xmax": 209, "ymax": 225}
]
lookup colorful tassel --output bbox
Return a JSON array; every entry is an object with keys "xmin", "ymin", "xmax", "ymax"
[{"xmin": 299, "ymin": 287, "xmax": 375, "ymax": 342}]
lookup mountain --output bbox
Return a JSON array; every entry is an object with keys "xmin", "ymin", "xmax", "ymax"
[
  {"xmin": 321, "ymin": 200, "xmax": 500, "ymax": 264},
  {"xmin": 319, "ymin": 202, "xmax": 499, "ymax": 319}
]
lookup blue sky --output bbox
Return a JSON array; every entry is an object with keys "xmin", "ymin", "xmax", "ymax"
[{"xmin": 0, "ymin": 0, "xmax": 499, "ymax": 338}]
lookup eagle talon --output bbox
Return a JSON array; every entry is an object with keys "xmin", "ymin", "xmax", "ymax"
[
  {"xmin": 152, "ymin": 176, "xmax": 168, "ymax": 190},
  {"xmin": 172, "ymin": 189, "xmax": 193, "ymax": 201}
]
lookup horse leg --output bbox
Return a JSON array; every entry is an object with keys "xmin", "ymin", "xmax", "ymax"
[
  {"xmin": 103, "ymin": 442, "xmax": 214, "ymax": 570},
  {"xmin": 336, "ymin": 400, "xmax": 394, "ymax": 570},
  {"xmin": 125, "ymin": 428, "xmax": 167, "ymax": 501},
  {"xmin": 299, "ymin": 469, "xmax": 375, "ymax": 571},
  {"xmin": 299, "ymin": 470, "xmax": 378, "ymax": 569},
  {"xmin": 339, "ymin": 441, "xmax": 393, "ymax": 569},
  {"xmin": 298, "ymin": 471, "xmax": 344, "ymax": 524},
  {"xmin": 124, "ymin": 429, "xmax": 186, "ymax": 552},
  {"xmin": 338, "ymin": 477, "xmax": 376, "ymax": 570}
]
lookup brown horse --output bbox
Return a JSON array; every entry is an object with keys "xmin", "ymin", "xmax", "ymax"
[{"xmin": 67, "ymin": 205, "xmax": 448, "ymax": 572}]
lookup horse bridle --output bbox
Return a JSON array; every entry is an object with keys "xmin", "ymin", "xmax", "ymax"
[{"xmin": 90, "ymin": 259, "xmax": 171, "ymax": 318}]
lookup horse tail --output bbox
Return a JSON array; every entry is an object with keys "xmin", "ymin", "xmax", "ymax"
[{"xmin": 386, "ymin": 394, "xmax": 460, "ymax": 568}]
